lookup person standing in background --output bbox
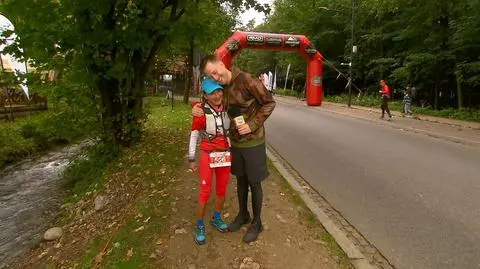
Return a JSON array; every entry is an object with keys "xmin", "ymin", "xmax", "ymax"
[{"xmin": 379, "ymin": 80, "xmax": 392, "ymax": 120}]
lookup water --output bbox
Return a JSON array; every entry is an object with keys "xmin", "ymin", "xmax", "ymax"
[{"xmin": 0, "ymin": 140, "xmax": 92, "ymax": 268}]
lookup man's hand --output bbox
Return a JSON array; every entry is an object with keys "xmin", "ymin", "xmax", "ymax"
[
  {"xmin": 192, "ymin": 103, "xmax": 204, "ymax": 117},
  {"xmin": 189, "ymin": 161, "xmax": 197, "ymax": 172},
  {"xmin": 237, "ymin": 124, "xmax": 252, "ymax": 135}
]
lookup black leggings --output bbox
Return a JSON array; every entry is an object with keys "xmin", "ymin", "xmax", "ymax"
[
  {"xmin": 381, "ymin": 96, "xmax": 392, "ymax": 117},
  {"xmin": 237, "ymin": 175, "xmax": 263, "ymax": 224}
]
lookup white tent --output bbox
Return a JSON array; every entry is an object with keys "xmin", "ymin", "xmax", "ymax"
[{"xmin": 0, "ymin": 14, "xmax": 29, "ymax": 99}]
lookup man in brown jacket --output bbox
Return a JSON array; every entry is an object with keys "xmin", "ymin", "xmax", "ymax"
[{"xmin": 192, "ymin": 55, "xmax": 276, "ymax": 243}]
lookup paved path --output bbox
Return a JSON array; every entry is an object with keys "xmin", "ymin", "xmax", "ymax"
[{"xmin": 266, "ymin": 97, "xmax": 480, "ymax": 269}]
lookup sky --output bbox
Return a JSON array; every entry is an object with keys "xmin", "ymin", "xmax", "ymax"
[
  {"xmin": 239, "ymin": 0, "xmax": 274, "ymax": 27},
  {"xmin": 0, "ymin": 13, "xmax": 29, "ymax": 98}
]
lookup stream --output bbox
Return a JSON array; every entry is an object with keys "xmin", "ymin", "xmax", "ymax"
[{"xmin": 0, "ymin": 140, "xmax": 92, "ymax": 268}]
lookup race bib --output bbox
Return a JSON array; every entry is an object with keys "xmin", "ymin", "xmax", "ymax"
[{"xmin": 209, "ymin": 151, "xmax": 231, "ymax": 168}]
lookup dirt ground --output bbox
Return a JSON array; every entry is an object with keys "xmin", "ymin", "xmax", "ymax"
[
  {"xmin": 10, "ymin": 164, "xmax": 352, "ymax": 269},
  {"xmin": 156, "ymin": 167, "xmax": 351, "ymax": 269},
  {"xmin": 9, "ymin": 110, "xmax": 352, "ymax": 269}
]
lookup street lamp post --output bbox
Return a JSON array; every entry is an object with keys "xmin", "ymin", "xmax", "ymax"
[
  {"xmin": 319, "ymin": 2, "xmax": 356, "ymax": 108},
  {"xmin": 348, "ymin": 0, "xmax": 355, "ymax": 108}
]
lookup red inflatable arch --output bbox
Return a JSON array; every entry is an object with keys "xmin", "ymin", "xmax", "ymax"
[{"xmin": 214, "ymin": 31, "xmax": 323, "ymax": 106}]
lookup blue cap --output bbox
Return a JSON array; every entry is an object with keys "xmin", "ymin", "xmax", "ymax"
[{"xmin": 201, "ymin": 78, "xmax": 223, "ymax": 94}]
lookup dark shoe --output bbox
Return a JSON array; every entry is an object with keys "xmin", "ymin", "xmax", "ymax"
[
  {"xmin": 243, "ymin": 222, "xmax": 263, "ymax": 243},
  {"xmin": 228, "ymin": 213, "xmax": 251, "ymax": 232}
]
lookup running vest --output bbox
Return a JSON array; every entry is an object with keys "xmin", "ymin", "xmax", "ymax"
[{"xmin": 201, "ymin": 103, "xmax": 231, "ymax": 141}]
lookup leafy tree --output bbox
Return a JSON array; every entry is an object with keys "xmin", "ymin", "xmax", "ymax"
[
  {"xmin": 255, "ymin": 0, "xmax": 480, "ymax": 110},
  {"xmin": 1, "ymin": 0, "xmax": 267, "ymax": 148}
]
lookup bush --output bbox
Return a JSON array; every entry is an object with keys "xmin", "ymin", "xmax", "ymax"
[
  {"xmin": 0, "ymin": 109, "xmax": 99, "ymax": 167},
  {"xmin": 0, "ymin": 123, "xmax": 36, "ymax": 165}
]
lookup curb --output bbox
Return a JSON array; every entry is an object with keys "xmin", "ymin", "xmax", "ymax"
[
  {"xmin": 274, "ymin": 95, "xmax": 479, "ymax": 130},
  {"xmin": 266, "ymin": 146, "xmax": 383, "ymax": 269},
  {"xmin": 322, "ymin": 101, "xmax": 480, "ymax": 130},
  {"xmin": 276, "ymin": 97, "xmax": 480, "ymax": 148}
]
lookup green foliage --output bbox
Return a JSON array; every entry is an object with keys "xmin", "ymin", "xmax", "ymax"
[
  {"xmin": 0, "ymin": 121, "xmax": 36, "ymax": 166},
  {"xmin": 0, "ymin": 106, "xmax": 98, "ymax": 167},
  {"xmin": 63, "ymin": 143, "xmax": 117, "ymax": 203},
  {"xmin": 75, "ymin": 97, "xmax": 191, "ymax": 268},
  {"xmin": 233, "ymin": 0, "xmax": 480, "ymax": 112},
  {"xmin": 1, "ymin": 0, "xmax": 261, "ymax": 148}
]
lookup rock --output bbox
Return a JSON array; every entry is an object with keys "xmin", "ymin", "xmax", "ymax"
[
  {"xmin": 187, "ymin": 264, "xmax": 197, "ymax": 269},
  {"xmin": 126, "ymin": 248, "xmax": 134, "ymax": 258},
  {"xmin": 239, "ymin": 257, "xmax": 261, "ymax": 269},
  {"xmin": 44, "ymin": 227, "xmax": 63, "ymax": 241},
  {"xmin": 38, "ymin": 250, "xmax": 48, "ymax": 259},
  {"xmin": 275, "ymin": 214, "xmax": 287, "ymax": 223},
  {"xmin": 94, "ymin": 195, "xmax": 107, "ymax": 211},
  {"xmin": 175, "ymin": 228, "xmax": 187, "ymax": 234},
  {"xmin": 133, "ymin": 226, "xmax": 145, "ymax": 232},
  {"xmin": 60, "ymin": 203, "xmax": 72, "ymax": 209}
]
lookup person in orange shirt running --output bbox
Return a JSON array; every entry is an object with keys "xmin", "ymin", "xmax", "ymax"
[
  {"xmin": 188, "ymin": 78, "xmax": 231, "ymax": 245},
  {"xmin": 379, "ymin": 80, "xmax": 392, "ymax": 120}
]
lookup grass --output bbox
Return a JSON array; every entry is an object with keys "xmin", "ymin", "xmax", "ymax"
[
  {"xmin": 58, "ymin": 96, "xmax": 353, "ymax": 268},
  {"xmin": 275, "ymin": 88, "xmax": 301, "ymax": 98},
  {"xmin": 267, "ymin": 159, "xmax": 353, "ymax": 268},
  {"xmin": 62, "ymin": 144, "xmax": 116, "ymax": 204},
  {"xmin": 0, "ymin": 107, "xmax": 98, "ymax": 167},
  {"xmin": 74, "ymin": 97, "xmax": 191, "ymax": 269}
]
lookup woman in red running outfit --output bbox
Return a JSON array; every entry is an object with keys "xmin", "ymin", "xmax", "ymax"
[{"xmin": 187, "ymin": 78, "xmax": 231, "ymax": 245}]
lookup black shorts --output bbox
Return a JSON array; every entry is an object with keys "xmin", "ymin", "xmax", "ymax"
[{"xmin": 231, "ymin": 143, "xmax": 268, "ymax": 183}]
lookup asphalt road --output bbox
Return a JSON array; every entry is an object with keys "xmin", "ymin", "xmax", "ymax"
[{"xmin": 265, "ymin": 99, "xmax": 480, "ymax": 269}]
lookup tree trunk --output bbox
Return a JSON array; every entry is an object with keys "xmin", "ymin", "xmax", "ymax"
[
  {"xmin": 183, "ymin": 0, "xmax": 198, "ymax": 104},
  {"xmin": 455, "ymin": 67, "xmax": 463, "ymax": 109},
  {"xmin": 97, "ymin": 77, "xmax": 123, "ymax": 147},
  {"xmin": 434, "ymin": 79, "xmax": 440, "ymax": 110},
  {"xmin": 184, "ymin": 36, "xmax": 194, "ymax": 104}
]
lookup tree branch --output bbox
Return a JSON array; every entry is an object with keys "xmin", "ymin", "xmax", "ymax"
[
  {"xmin": 141, "ymin": 34, "xmax": 167, "ymax": 76},
  {"xmin": 140, "ymin": 1, "xmax": 185, "ymax": 75},
  {"xmin": 169, "ymin": 0, "xmax": 185, "ymax": 22}
]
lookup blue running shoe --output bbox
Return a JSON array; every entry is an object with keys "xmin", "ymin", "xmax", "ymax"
[
  {"xmin": 194, "ymin": 225, "xmax": 206, "ymax": 245},
  {"xmin": 210, "ymin": 217, "xmax": 228, "ymax": 233}
]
